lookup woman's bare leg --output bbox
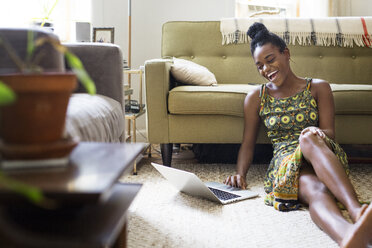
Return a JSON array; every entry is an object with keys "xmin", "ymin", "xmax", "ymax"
[
  {"xmin": 299, "ymin": 165, "xmax": 372, "ymax": 247},
  {"xmin": 299, "ymin": 132, "xmax": 362, "ymax": 222},
  {"xmin": 299, "ymin": 164, "xmax": 351, "ymax": 245}
]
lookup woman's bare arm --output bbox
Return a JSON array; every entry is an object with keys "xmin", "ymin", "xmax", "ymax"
[
  {"xmin": 224, "ymin": 87, "xmax": 261, "ymax": 189},
  {"xmin": 304, "ymin": 79, "xmax": 335, "ymax": 139}
]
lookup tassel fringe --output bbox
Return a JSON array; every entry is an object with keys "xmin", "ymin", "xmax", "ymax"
[{"xmin": 222, "ymin": 32, "xmax": 371, "ymax": 48}]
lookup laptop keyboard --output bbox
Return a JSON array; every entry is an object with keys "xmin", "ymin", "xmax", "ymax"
[{"xmin": 208, "ymin": 187, "xmax": 240, "ymax": 201}]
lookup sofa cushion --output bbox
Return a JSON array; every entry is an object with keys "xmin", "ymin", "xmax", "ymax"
[
  {"xmin": 331, "ymin": 84, "xmax": 372, "ymax": 114},
  {"xmin": 64, "ymin": 93, "xmax": 125, "ymax": 142},
  {"xmin": 168, "ymin": 84, "xmax": 257, "ymax": 117},
  {"xmin": 168, "ymin": 84, "xmax": 372, "ymax": 117}
]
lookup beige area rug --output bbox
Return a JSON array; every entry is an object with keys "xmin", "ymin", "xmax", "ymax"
[{"xmin": 121, "ymin": 148, "xmax": 372, "ymax": 248}]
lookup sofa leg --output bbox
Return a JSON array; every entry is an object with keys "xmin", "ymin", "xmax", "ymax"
[{"xmin": 160, "ymin": 143, "xmax": 173, "ymax": 166}]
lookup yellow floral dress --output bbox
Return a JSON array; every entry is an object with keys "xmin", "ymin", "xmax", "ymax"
[{"xmin": 259, "ymin": 78, "xmax": 349, "ymax": 211}]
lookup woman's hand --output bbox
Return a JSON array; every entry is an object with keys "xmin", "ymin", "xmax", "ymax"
[
  {"xmin": 301, "ymin": 126, "xmax": 326, "ymax": 139},
  {"xmin": 224, "ymin": 174, "xmax": 247, "ymax": 189}
]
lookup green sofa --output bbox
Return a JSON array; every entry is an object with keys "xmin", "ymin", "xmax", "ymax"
[{"xmin": 144, "ymin": 20, "xmax": 372, "ymax": 165}]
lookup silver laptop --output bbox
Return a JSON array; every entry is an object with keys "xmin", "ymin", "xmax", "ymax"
[{"xmin": 151, "ymin": 163, "xmax": 258, "ymax": 204}]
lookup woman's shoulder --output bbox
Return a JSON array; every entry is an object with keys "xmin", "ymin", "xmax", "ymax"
[
  {"xmin": 309, "ymin": 78, "xmax": 332, "ymax": 98},
  {"xmin": 309, "ymin": 78, "xmax": 331, "ymax": 91},
  {"xmin": 246, "ymin": 84, "xmax": 262, "ymax": 99},
  {"xmin": 310, "ymin": 78, "xmax": 330, "ymax": 86},
  {"xmin": 244, "ymin": 85, "xmax": 262, "ymax": 107}
]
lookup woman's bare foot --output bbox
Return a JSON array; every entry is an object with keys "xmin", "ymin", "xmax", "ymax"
[
  {"xmin": 355, "ymin": 204, "xmax": 369, "ymax": 222},
  {"xmin": 341, "ymin": 203, "xmax": 372, "ymax": 248},
  {"xmin": 349, "ymin": 204, "xmax": 368, "ymax": 223}
]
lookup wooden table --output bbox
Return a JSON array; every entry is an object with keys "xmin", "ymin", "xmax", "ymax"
[
  {"xmin": 0, "ymin": 183, "xmax": 141, "ymax": 248},
  {"xmin": 0, "ymin": 142, "xmax": 145, "ymax": 248}
]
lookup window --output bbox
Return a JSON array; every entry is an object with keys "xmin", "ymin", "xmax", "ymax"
[
  {"xmin": 0, "ymin": 0, "xmax": 91, "ymax": 42},
  {"xmin": 235, "ymin": 0, "xmax": 298, "ymax": 17},
  {"xmin": 235, "ymin": 0, "xmax": 331, "ymax": 18}
]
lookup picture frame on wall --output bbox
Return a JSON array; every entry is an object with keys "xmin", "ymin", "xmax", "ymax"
[{"xmin": 93, "ymin": 27, "xmax": 115, "ymax": 43}]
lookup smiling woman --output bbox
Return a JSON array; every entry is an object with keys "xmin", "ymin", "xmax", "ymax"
[
  {"xmin": 224, "ymin": 21, "xmax": 372, "ymax": 247},
  {"xmin": 0, "ymin": 0, "xmax": 91, "ymax": 42}
]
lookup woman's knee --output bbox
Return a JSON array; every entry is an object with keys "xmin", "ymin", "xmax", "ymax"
[
  {"xmin": 299, "ymin": 132, "xmax": 314, "ymax": 154},
  {"xmin": 299, "ymin": 132, "xmax": 326, "ymax": 155}
]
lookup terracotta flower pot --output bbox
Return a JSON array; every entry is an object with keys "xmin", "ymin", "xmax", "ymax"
[{"xmin": 0, "ymin": 73, "xmax": 77, "ymax": 145}]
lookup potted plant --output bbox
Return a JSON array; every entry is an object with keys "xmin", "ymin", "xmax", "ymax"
[
  {"xmin": 0, "ymin": 29, "xmax": 95, "ymax": 206},
  {"xmin": 0, "ymin": 30, "xmax": 95, "ymax": 157},
  {"xmin": 0, "ymin": 78, "xmax": 46, "ymax": 207}
]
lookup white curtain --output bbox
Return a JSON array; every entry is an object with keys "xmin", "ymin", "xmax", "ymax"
[{"xmin": 329, "ymin": 0, "xmax": 352, "ymax": 16}]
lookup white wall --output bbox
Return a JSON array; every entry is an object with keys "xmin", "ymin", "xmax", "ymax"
[
  {"xmin": 92, "ymin": 0, "xmax": 235, "ymax": 131},
  {"xmin": 131, "ymin": 0, "xmax": 233, "ymax": 67},
  {"xmin": 93, "ymin": 0, "xmax": 234, "ymax": 66}
]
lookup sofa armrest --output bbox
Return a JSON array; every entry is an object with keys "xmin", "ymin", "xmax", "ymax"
[
  {"xmin": 145, "ymin": 58, "xmax": 173, "ymax": 143},
  {"xmin": 64, "ymin": 43, "xmax": 124, "ymax": 107},
  {"xmin": 0, "ymin": 28, "xmax": 64, "ymax": 74}
]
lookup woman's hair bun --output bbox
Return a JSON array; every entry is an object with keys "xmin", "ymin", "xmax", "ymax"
[{"xmin": 247, "ymin": 22, "xmax": 269, "ymax": 40}]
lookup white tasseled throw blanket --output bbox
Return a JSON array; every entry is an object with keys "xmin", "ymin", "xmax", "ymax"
[{"xmin": 220, "ymin": 17, "xmax": 372, "ymax": 47}]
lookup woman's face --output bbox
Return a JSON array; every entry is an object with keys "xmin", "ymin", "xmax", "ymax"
[{"xmin": 253, "ymin": 43, "xmax": 290, "ymax": 87}]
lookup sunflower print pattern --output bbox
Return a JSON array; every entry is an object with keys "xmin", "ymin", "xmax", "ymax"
[{"xmin": 259, "ymin": 78, "xmax": 349, "ymax": 211}]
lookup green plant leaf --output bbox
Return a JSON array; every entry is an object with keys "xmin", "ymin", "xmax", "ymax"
[
  {"xmin": 26, "ymin": 30, "xmax": 35, "ymax": 65},
  {"xmin": 65, "ymin": 51, "xmax": 96, "ymax": 95},
  {"xmin": 65, "ymin": 51, "xmax": 83, "ymax": 68},
  {"xmin": 0, "ymin": 81, "xmax": 16, "ymax": 106},
  {"xmin": 41, "ymin": 0, "xmax": 59, "ymax": 26},
  {"xmin": 0, "ymin": 173, "xmax": 44, "ymax": 205},
  {"xmin": 0, "ymin": 35, "xmax": 27, "ymax": 72},
  {"xmin": 33, "ymin": 37, "xmax": 96, "ymax": 95}
]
